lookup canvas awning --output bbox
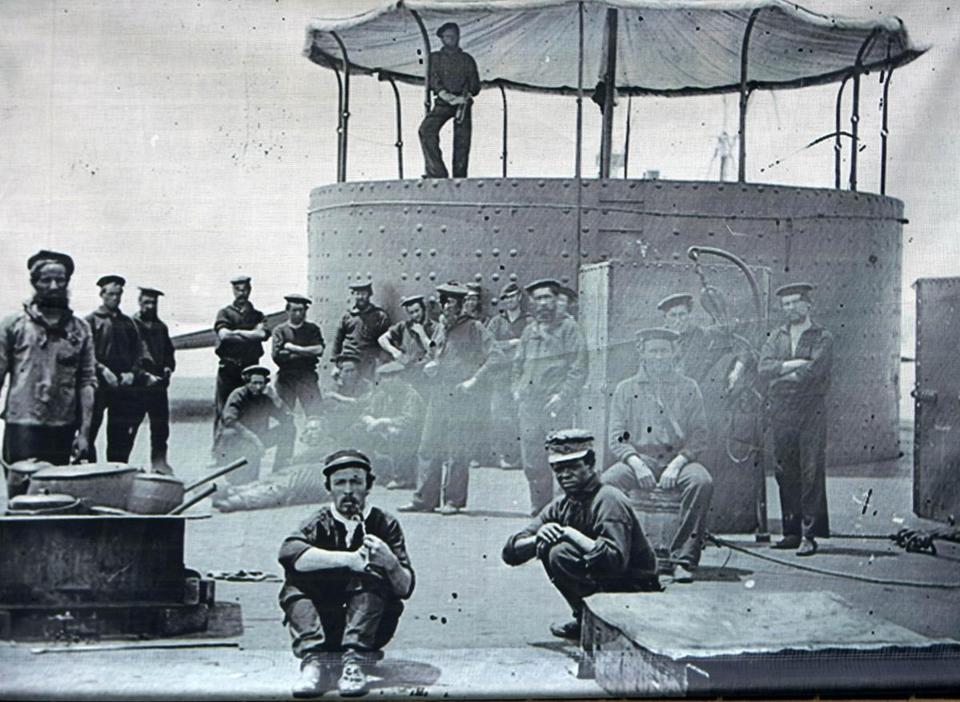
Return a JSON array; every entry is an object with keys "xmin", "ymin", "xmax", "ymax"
[{"xmin": 303, "ymin": 0, "xmax": 925, "ymax": 97}]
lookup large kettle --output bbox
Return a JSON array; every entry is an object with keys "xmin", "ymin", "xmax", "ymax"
[{"xmin": 127, "ymin": 458, "xmax": 248, "ymax": 514}]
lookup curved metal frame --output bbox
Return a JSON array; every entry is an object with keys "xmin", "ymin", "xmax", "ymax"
[
  {"xmin": 499, "ymin": 84, "xmax": 508, "ymax": 178},
  {"xmin": 737, "ymin": 8, "xmax": 762, "ymax": 183},
  {"xmin": 332, "ymin": 64, "xmax": 344, "ymax": 180},
  {"xmin": 880, "ymin": 44, "xmax": 895, "ymax": 195},
  {"xmin": 409, "ymin": 9, "xmax": 432, "ymax": 117},
  {"xmin": 834, "ymin": 75, "xmax": 849, "ymax": 190},
  {"xmin": 623, "ymin": 96, "xmax": 632, "ymax": 178},
  {"xmin": 331, "ymin": 32, "xmax": 350, "ymax": 183},
  {"xmin": 850, "ymin": 28, "xmax": 882, "ymax": 191},
  {"xmin": 384, "ymin": 74, "xmax": 404, "ymax": 179}
]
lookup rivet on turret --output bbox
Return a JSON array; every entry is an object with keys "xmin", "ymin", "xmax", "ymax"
[
  {"xmin": 492, "ymin": 248, "xmax": 500, "ymax": 257},
  {"xmin": 429, "ymin": 248, "xmax": 437, "ymax": 256},
  {"xmin": 475, "ymin": 249, "xmax": 483, "ymax": 257},
  {"xmin": 428, "ymin": 272, "xmax": 437, "ymax": 281},
  {"xmin": 401, "ymin": 249, "xmax": 408, "ymax": 257},
  {"xmin": 474, "ymin": 273, "xmax": 483, "ymax": 281},
  {"xmin": 414, "ymin": 248, "xmax": 423, "ymax": 257},
  {"xmin": 509, "ymin": 249, "xmax": 518, "ymax": 257},
  {"xmin": 509, "ymin": 273, "xmax": 518, "ymax": 281}
]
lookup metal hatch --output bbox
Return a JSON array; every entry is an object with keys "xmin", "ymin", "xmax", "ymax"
[{"xmin": 914, "ymin": 277, "xmax": 960, "ymax": 523}]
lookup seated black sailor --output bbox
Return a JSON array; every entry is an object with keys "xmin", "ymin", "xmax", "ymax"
[{"xmin": 501, "ymin": 430, "xmax": 659, "ymax": 642}]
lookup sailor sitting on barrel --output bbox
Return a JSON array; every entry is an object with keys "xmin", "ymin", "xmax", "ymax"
[{"xmin": 602, "ymin": 327, "xmax": 714, "ymax": 584}]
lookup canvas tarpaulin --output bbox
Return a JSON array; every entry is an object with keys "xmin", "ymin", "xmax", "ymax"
[{"xmin": 302, "ymin": 0, "xmax": 924, "ymax": 96}]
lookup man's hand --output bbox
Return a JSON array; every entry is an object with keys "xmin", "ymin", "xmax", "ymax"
[
  {"xmin": 255, "ymin": 323, "xmax": 269, "ymax": 340},
  {"xmin": 626, "ymin": 456, "xmax": 656, "ymax": 490},
  {"xmin": 659, "ymin": 456, "xmax": 687, "ymax": 490},
  {"xmin": 363, "ymin": 535, "xmax": 399, "ymax": 571},
  {"xmin": 101, "ymin": 367, "xmax": 119, "ymax": 388},
  {"xmin": 536, "ymin": 522, "xmax": 566, "ymax": 546},
  {"xmin": 781, "ymin": 359, "xmax": 809, "ymax": 374},
  {"xmin": 119, "ymin": 372, "xmax": 135, "ymax": 387},
  {"xmin": 346, "ymin": 548, "xmax": 369, "ymax": 573},
  {"xmin": 144, "ymin": 373, "xmax": 160, "ymax": 387},
  {"xmin": 72, "ymin": 433, "xmax": 90, "ymax": 461}
]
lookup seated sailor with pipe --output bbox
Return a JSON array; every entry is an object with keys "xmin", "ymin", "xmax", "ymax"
[
  {"xmin": 502, "ymin": 430, "xmax": 659, "ymax": 642},
  {"xmin": 279, "ymin": 450, "xmax": 415, "ymax": 698}
]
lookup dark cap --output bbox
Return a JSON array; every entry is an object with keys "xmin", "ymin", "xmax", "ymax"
[
  {"xmin": 348, "ymin": 281, "xmax": 373, "ymax": 292},
  {"xmin": 333, "ymin": 353, "xmax": 362, "ymax": 366},
  {"xmin": 323, "ymin": 449, "xmax": 372, "ymax": 477},
  {"xmin": 27, "ymin": 250, "xmax": 75, "ymax": 278},
  {"xmin": 400, "ymin": 294, "xmax": 425, "ymax": 307},
  {"xmin": 230, "ymin": 275, "xmax": 252, "ymax": 285},
  {"xmin": 284, "ymin": 294, "xmax": 313, "ymax": 305},
  {"xmin": 241, "ymin": 364, "xmax": 271, "ymax": 378},
  {"xmin": 636, "ymin": 327, "xmax": 680, "ymax": 344},
  {"xmin": 138, "ymin": 287, "xmax": 164, "ymax": 298},
  {"xmin": 657, "ymin": 293, "xmax": 694, "ymax": 312},
  {"xmin": 544, "ymin": 429, "xmax": 594, "ymax": 464},
  {"xmin": 436, "ymin": 21, "xmax": 460, "ymax": 37},
  {"xmin": 558, "ymin": 285, "xmax": 578, "ymax": 301},
  {"xmin": 499, "ymin": 282, "xmax": 521, "ymax": 298},
  {"xmin": 436, "ymin": 283, "xmax": 468, "ymax": 299},
  {"xmin": 775, "ymin": 282, "xmax": 815, "ymax": 299},
  {"xmin": 525, "ymin": 278, "xmax": 561, "ymax": 294},
  {"xmin": 96, "ymin": 275, "xmax": 126, "ymax": 288}
]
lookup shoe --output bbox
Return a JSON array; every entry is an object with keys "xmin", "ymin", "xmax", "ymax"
[
  {"xmin": 468, "ymin": 460, "xmax": 480, "ymax": 469},
  {"xmin": 397, "ymin": 502, "xmax": 432, "ymax": 513},
  {"xmin": 549, "ymin": 619, "xmax": 581, "ymax": 641},
  {"xmin": 439, "ymin": 503, "xmax": 460, "ymax": 516},
  {"xmin": 498, "ymin": 457, "xmax": 517, "ymax": 470},
  {"xmin": 673, "ymin": 564, "xmax": 694, "ymax": 583},
  {"xmin": 337, "ymin": 661, "xmax": 368, "ymax": 697},
  {"xmin": 771, "ymin": 536, "xmax": 802, "ymax": 550},
  {"xmin": 292, "ymin": 657, "xmax": 331, "ymax": 698},
  {"xmin": 152, "ymin": 461, "xmax": 174, "ymax": 476},
  {"xmin": 796, "ymin": 538, "xmax": 818, "ymax": 557},
  {"xmin": 385, "ymin": 480, "xmax": 402, "ymax": 490}
]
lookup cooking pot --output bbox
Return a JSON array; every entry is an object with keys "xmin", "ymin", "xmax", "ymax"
[
  {"xmin": 28, "ymin": 463, "xmax": 139, "ymax": 509},
  {"xmin": 1, "ymin": 458, "xmax": 54, "ymax": 499},
  {"xmin": 5, "ymin": 493, "xmax": 86, "ymax": 516},
  {"xmin": 126, "ymin": 458, "xmax": 248, "ymax": 514}
]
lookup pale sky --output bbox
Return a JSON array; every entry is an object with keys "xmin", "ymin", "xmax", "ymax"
[{"xmin": 2, "ymin": 0, "xmax": 958, "ymax": 378}]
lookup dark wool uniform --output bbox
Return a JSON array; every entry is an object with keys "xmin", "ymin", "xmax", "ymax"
[
  {"xmin": 514, "ymin": 317, "xmax": 588, "ymax": 513},
  {"xmin": 214, "ymin": 385, "xmax": 295, "ymax": 485},
  {"xmin": 603, "ymin": 367, "xmax": 714, "ymax": 568},
  {"xmin": 213, "ymin": 301, "xmax": 266, "ymax": 430},
  {"xmin": 85, "ymin": 306, "xmax": 144, "ymax": 463},
  {"xmin": 278, "ymin": 505, "xmax": 415, "ymax": 664},
  {"xmin": 418, "ymin": 46, "xmax": 481, "ymax": 178},
  {"xmin": 0, "ymin": 305, "xmax": 97, "ymax": 491},
  {"xmin": 502, "ymin": 474, "xmax": 659, "ymax": 619},
  {"xmin": 758, "ymin": 322, "xmax": 833, "ymax": 540},
  {"xmin": 409, "ymin": 315, "xmax": 497, "ymax": 509},
  {"xmin": 364, "ymin": 377, "xmax": 425, "ymax": 488},
  {"xmin": 333, "ymin": 306, "xmax": 391, "ymax": 379},
  {"xmin": 130, "ymin": 312, "xmax": 176, "ymax": 469},
  {"xmin": 272, "ymin": 320, "xmax": 325, "ymax": 416},
  {"xmin": 486, "ymin": 310, "xmax": 532, "ymax": 464}
]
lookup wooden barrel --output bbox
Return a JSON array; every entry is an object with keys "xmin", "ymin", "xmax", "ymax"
[{"xmin": 630, "ymin": 489, "xmax": 683, "ymax": 556}]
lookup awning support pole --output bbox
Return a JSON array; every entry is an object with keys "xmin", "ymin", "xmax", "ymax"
[
  {"xmin": 410, "ymin": 10, "xmax": 432, "ymax": 117},
  {"xmin": 575, "ymin": 2, "xmax": 584, "ymax": 180},
  {"xmin": 332, "ymin": 63, "xmax": 343, "ymax": 181},
  {"xmin": 385, "ymin": 75, "xmax": 404, "ymax": 179},
  {"xmin": 599, "ymin": 8, "xmax": 618, "ymax": 179},
  {"xmin": 499, "ymin": 84, "xmax": 508, "ymax": 178},
  {"xmin": 880, "ymin": 53, "xmax": 894, "ymax": 195},
  {"xmin": 850, "ymin": 28, "xmax": 881, "ymax": 192},
  {"xmin": 737, "ymin": 8, "xmax": 761, "ymax": 183},
  {"xmin": 623, "ymin": 96, "xmax": 632, "ymax": 178},
  {"xmin": 834, "ymin": 75, "xmax": 849, "ymax": 190},
  {"xmin": 331, "ymin": 32, "xmax": 350, "ymax": 183}
]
